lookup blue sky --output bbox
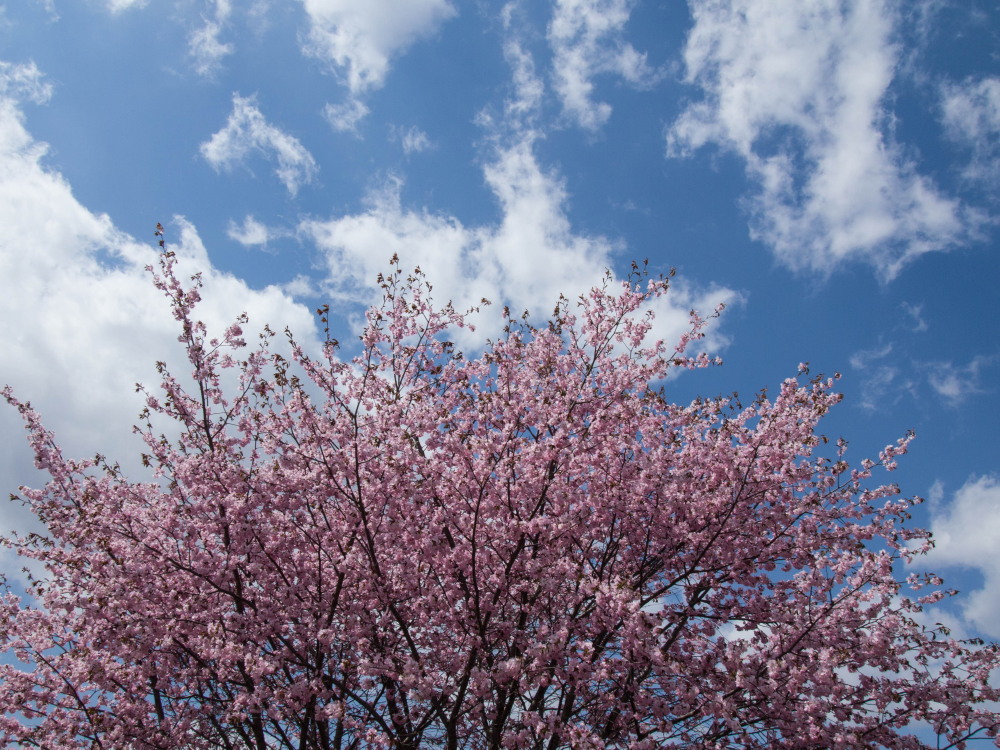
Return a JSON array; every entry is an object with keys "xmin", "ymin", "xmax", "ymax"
[{"xmin": 0, "ymin": 0, "xmax": 998, "ymax": 639}]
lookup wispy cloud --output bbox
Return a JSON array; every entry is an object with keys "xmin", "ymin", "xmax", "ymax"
[
  {"xmin": 850, "ymin": 342, "xmax": 996, "ymax": 410},
  {"xmin": 200, "ymin": 93, "xmax": 318, "ymax": 195},
  {"xmin": 390, "ymin": 124, "xmax": 432, "ymax": 155},
  {"xmin": 849, "ymin": 342, "xmax": 894, "ymax": 372},
  {"xmin": 926, "ymin": 355, "xmax": 996, "ymax": 405},
  {"xmin": 547, "ymin": 0, "xmax": 660, "ymax": 131},
  {"xmin": 105, "ymin": 0, "xmax": 147, "ymax": 13},
  {"xmin": 189, "ymin": 0, "xmax": 234, "ymax": 77},
  {"xmin": 494, "ymin": 36, "xmax": 544, "ymax": 134},
  {"xmin": 300, "ymin": 0, "xmax": 456, "ymax": 94},
  {"xmin": 848, "ymin": 343, "xmax": 908, "ymax": 411},
  {"xmin": 25, "ymin": 0, "xmax": 57, "ymax": 21},
  {"xmin": 0, "ymin": 60, "xmax": 52, "ymax": 104},
  {"xmin": 940, "ymin": 76, "xmax": 1000, "ymax": 186},
  {"xmin": 901, "ymin": 301, "xmax": 928, "ymax": 333},
  {"xmin": 323, "ymin": 98, "xmax": 370, "ymax": 134},
  {"xmin": 668, "ymin": 0, "xmax": 976, "ymax": 280}
]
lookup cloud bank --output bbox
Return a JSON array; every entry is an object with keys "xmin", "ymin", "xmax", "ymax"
[
  {"xmin": 0, "ymin": 62, "xmax": 317, "ymax": 578},
  {"xmin": 926, "ymin": 476, "xmax": 1000, "ymax": 638}
]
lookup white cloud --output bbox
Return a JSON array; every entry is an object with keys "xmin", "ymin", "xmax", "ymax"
[
  {"xmin": 391, "ymin": 125, "xmax": 432, "ymax": 155},
  {"xmin": 0, "ymin": 65, "xmax": 318, "ymax": 584},
  {"xmin": 106, "ymin": 0, "xmax": 147, "ymax": 12},
  {"xmin": 200, "ymin": 93, "xmax": 318, "ymax": 195},
  {"xmin": 500, "ymin": 38, "xmax": 544, "ymax": 133},
  {"xmin": 849, "ymin": 342, "xmax": 893, "ymax": 371},
  {"xmin": 227, "ymin": 214, "xmax": 272, "ymax": 247},
  {"xmin": 901, "ymin": 301, "xmax": 928, "ymax": 333},
  {"xmin": 941, "ymin": 76, "xmax": 1000, "ymax": 185},
  {"xmin": 0, "ymin": 61, "xmax": 52, "ymax": 105},
  {"xmin": 547, "ymin": 0, "xmax": 660, "ymax": 130},
  {"xmin": 280, "ymin": 274, "xmax": 320, "ymax": 298},
  {"xmin": 299, "ymin": 0, "xmax": 456, "ymax": 94},
  {"xmin": 668, "ymin": 0, "xmax": 974, "ymax": 280},
  {"xmin": 926, "ymin": 355, "xmax": 995, "ymax": 405},
  {"xmin": 849, "ymin": 341, "xmax": 995, "ymax": 409},
  {"xmin": 248, "ymin": 0, "xmax": 270, "ymax": 28},
  {"xmin": 323, "ymin": 97, "xmax": 370, "ymax": 133},
  {"xmin": 189, "ymin": 0, "xmax": 234, "ymax": 77},
  {"xmin": 925, "ymin": 475, "xmax": 1000, "ymax": 638},
  {"xmin": 851, "ymin": 366, "xmax": 903, "ymax": 412},
  {"xmin": 847, "ymin": 342, "xmax": 919, "ymax": 411}
]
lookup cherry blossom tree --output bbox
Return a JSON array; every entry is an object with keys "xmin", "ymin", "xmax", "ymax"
[{"xmin": 1, "ymin": 239, "xmax": 998, "ymax": 749}]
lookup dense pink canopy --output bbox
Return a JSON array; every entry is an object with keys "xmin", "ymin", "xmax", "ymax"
[{"xmin": 1, "ymin": 248, "xmax": 998, "ymax": 749}]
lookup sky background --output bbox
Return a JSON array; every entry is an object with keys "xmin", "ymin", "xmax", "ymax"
[{"xmin": 0, "ymin": 0, "xmax": 998, "ymax": 641}]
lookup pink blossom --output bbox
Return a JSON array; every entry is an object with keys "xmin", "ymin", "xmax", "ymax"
[{"xmin": 0, "ymin": 251, "xmax": 997, "ymax": 748}]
